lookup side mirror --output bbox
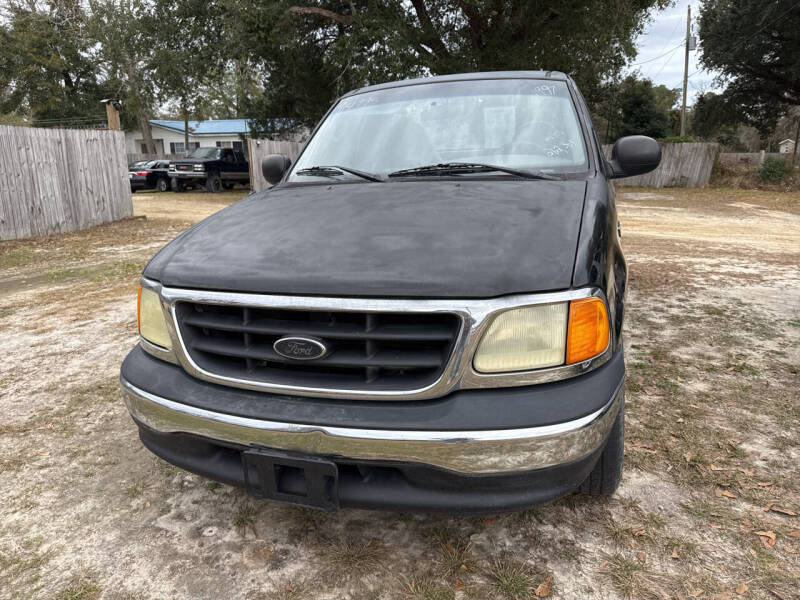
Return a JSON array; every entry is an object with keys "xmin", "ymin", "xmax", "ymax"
[
  {"xmin": 608, "ymin": 135, "xmax": 661, "ymax": 179},
  {"xmin": 261, "ymin": 154, "xmax": 292, "ymax": 185}
]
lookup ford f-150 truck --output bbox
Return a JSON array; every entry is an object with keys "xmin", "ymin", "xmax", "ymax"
[
  {"xmin": 169, "ymin": 147, "xmax": 249, "ymax": 192},
  {"xmin": 121, "ymin": 71, "xmax": 661, "ymax": 513}
]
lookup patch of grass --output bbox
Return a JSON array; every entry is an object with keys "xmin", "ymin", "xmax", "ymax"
[
  {"xmin": 321, "ymin": 537, "xmax": 385, "ymax": 581},
  {"xmin": 486, "ymin": 559, "xmax": 533, "ymax": 600},
  {"xmin": 402, "ymin": 576, "xmax": 456, "ymax": 600},
  {"xmin": 232, "ymin": 502, "xmax": 258, "ymax": 536},
  {"xmin": 601, "ymin": 554, "xmax": 668, "ymax": 600},
  {"xmin": 434, "ymin": 539, "xmax": 476, "ymax": 578},
  {"xmin": 54, "ymin": 577, "xmax": 100, "ymax": 600}
]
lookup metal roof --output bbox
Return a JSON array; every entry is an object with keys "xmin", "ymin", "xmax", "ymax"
[{"xmin": 149, "ymin": 119, "xmax": 252, "ymax": 135}]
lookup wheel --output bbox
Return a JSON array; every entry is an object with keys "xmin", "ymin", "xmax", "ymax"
[
  {"xmin": 170, "ymin": 178, "xmax": 187, "ymax": 192},
  {"xmin": 156, "ymin": 177, "xmax": 169, "ymax": 192},
  {"xmin": 222, "ymin": 182, "xmax": 235, "ymax": 190},
  {"xmin": 205, "ymin": 174, "xmax": 222, "ymax": 193},
  {"xmin": 578, "ymin": 396, "xmax": 624, "ymax": 496}
]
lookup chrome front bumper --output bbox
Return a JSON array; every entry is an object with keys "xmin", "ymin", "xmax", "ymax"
[{"xmin": 120, "ymin": 377, "xmax": 622, "ymax": 475}]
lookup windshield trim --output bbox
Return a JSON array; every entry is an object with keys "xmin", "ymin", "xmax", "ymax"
[{"xmin": 287, "ymin": 76, "xmax": 595, "ymax": 184}]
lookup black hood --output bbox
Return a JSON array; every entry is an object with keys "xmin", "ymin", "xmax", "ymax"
[{"xmin": 144, "ymin": 179, "xmax": 586, "ymax": 298}]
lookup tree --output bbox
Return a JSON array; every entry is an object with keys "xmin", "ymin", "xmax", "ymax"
[
  {"xmin": 605, "ymin": 76, "xmax": 676, "ymax": 140},
  {"xmin": 87, "ymin": 0, "xmax": 160, "ymax": 152},
  {"xmin": 231, "ymin": 0, "xmax": 672, "ymax": 133},
  {"xmin": 0, "ymin": 1, "xmax": 106, "ymax": 124},
  {"xmin": 699, "ymin": 0, "xmax": 800, "ymax": 133}
]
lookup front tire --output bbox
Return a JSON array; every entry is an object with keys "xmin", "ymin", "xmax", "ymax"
[
  {"xmin": 170, "ymin": 178, "xmax": 187, "ymax": 192},
  {"xmin": 578, "ymin": 395, "xmax": 624, "ymax": 496},
  {"xmin": 205, "ymin": 174, "xmax": 222, "ymax": 193}
]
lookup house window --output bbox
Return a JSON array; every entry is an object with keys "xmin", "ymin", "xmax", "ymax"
[
  {"xmin": 188, "ymin": 142, "xmax": 200, "ymax": 151},
  {"xmin": 232, "ymin": 141, "xmax": 244, "ymax": 152},
  {"xmin": 140, "ymin": 143, "xmax": 148, "ymax": 154},
  {"xmin": 216, "ymin": 141, "xmax": 233, "ymax": 148},
  {"xmin": 170, "ymin": 142, "xmax": 185, "ymax": 154}
]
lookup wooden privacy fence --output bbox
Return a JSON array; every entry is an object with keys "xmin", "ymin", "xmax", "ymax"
[
  {"xmin": 248, "ymin": 139, "xmax": 303, "ymax": 192},
  {"xmin": 0, "ymin": 126, "xmax": 132, "ymax": 241},
  {"xmin": 602, "ymin": 142, "xmax": 719, "ymax": 187}
]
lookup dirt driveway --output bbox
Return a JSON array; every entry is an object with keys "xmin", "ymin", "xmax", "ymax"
[{"xmin": 1, "ymin": 188, "xmax": 798, "ymax": 600}]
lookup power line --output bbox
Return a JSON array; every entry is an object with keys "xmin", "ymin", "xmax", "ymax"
[{"xmin": 630, "ymin": 41, "xmax": 685, "ymax": 66}]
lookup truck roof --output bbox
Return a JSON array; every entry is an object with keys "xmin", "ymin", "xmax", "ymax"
[{"xmin": 342, "ymin": 71, "xmax": 570, "ymax": 98}]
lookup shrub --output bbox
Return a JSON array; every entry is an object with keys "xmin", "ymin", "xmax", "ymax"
[{"xmin": 758, "ymin": 156, "xmax": 789, "ymax": 182}]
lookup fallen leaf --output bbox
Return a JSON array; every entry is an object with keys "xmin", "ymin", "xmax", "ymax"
[
  {"xmin": 459, "ymin": 563, "xmax": 468, "ymax": 571},
  {"xmin": 637, "ymin": 551, "xmax": 646, "ymax": 564},
  {"xmin": 739, "ymin": 468, "xmax": 754, "ymax": 476},
  {"xmin": 736, "ymin": 582, "xmax": 748, "ymax": 595},
  {"xmin": 770, "ymin": 590, "xmax": 786, "ymax": 600},
  {"xmin": 768, "ymin": 506, "xmax": 797, "ymax": 517},
  {"xmin": 452, "ymin": 579, "xmax": 465, "ymax": 591},
  {"xmin": 755, "ymin": 530, "xmax": 776, "ymax": 547},
  {"xmin": 711, "ymin": 465, "xmax": 728, "ymax": 471},
  {"xmin": 757, "ymin": 481, "xmax": 773, "ymax": 487},
  {"xmin": 671, "ymin": 548, "xmax": 680, "ymax": 559},
  {"xmin": 716, "ymin": 488, "xmax": 737, "ymax": 499},
  {"xmin": 535, "ymin": 575, "xmax": 552, "ymax": 598},
  {"xmin": 789, "ymin": 531, "xmax": 800, "ymax": 537},
  {"xmin": 632, "ymin": 525, "xmax": 646, "ymax": 537},
  {"xmin": 689, "ymin": 590, "xmax": 705, "ymax": 598},
  {"xmin": 684, "ymin": 451, "xmax": 694, "ymax": 463},
  {"xmin": 709, "ymin": 522, "xmax": 725, "ymax": 529},
  {"xmin": 599, "ymin": 560, "xmax": 609, "ymax": 569}
]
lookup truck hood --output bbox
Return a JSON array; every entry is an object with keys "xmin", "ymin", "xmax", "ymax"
[{"xmin": 144, "ymin": 179, "xmax": 587, "ymax": 298}]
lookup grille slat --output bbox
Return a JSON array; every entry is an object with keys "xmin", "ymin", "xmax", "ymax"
[
  {"xmin": 176, "ymin": 302, "xmax": 461, "ymax": 392},
  {"xmin": 190, "ymin": 337, "xmax": 445, "ymax": 369},
  {"xmin": 181, "ymin": 312, "xmax": 455, "ymax": 341}
]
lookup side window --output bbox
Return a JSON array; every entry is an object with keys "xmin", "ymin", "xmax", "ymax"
[{"xmin": 222, "ymin": 149, "xmax": 235, "ymax": 163}]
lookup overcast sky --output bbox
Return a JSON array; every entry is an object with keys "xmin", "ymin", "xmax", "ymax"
[{"xmin": 629, "ymin": 0, "xmax": 721, "ymax": 103}]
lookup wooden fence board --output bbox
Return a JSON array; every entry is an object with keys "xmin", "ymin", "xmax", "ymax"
[
  {"xmin": 602, "ymin": 142, "xmax": 719, "ymax": 187},
  {"xmin": 247, "ymin": 139, "xmax": 303, "ymax": 192},
  {"xmin": 0, "ymin": 126, "xmax": 132, "ymax": 241}
]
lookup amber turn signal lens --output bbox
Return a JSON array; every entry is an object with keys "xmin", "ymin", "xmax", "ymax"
[{"xmin": 566, "ymin": 297, "xmax": 610, "ymax": 364}]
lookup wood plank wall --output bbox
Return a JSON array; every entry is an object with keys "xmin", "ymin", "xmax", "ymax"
[
  {"xmin": 602, "ymin": 142, "xmax": 719, "ymax": 187},
  {"xmin": 0, "ymin": 126, "xmax": 133, "ymax": 241},
  {"xmin": 247, "ymin": 139, "xmax": 303, "ymax": 193}
]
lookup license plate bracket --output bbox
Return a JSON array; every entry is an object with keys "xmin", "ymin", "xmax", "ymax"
[{"xmin": 242, "ymin": 448, "xmax": 339, "ymax": 512}]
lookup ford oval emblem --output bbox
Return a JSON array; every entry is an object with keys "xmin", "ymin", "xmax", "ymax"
[{"xmin": 273, "ymin": 336, "xmax": 328, "ymax": 361}]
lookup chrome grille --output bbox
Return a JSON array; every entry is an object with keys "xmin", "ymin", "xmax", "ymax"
[{"xmin": 175, "ymin": 302, "xmax": 461, "ymax": 391}]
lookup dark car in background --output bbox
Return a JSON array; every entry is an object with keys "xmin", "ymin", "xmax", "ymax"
[
  {"xmin": 169, "ymin": 147, "xmax": 250, "ymax": 193},
  {"xmin": 129, "ymin": 160, "xmax": 171, "ymax": 193}
]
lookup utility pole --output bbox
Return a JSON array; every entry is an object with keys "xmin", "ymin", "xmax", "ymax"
[{"xmin": 680, "ymin": 4, "xmax": 691, "ymax": 137}]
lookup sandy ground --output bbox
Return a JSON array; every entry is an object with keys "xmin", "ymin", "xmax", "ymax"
[{"xmin": 0, "ymin": 187, "xmax": 798, "ymax": 600}]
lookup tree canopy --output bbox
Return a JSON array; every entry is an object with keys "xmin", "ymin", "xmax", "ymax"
[
  {"xmin": 1, "ymin": 0, "xmax": 672, "ymax": 135},
  {"xmin": 698, "ymin": 0, "xmax": 800, "ymax": 132}
]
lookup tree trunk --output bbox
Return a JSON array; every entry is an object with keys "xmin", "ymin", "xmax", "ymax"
[
  {"xmin": 139, "ymin": 111, "xmax": 157, "ymax": 155},
  {"xmin": 124, "ymin": 59, "xmax": 157, "ymax": 154},
  {"xmin": 183, "ymin": 98, "xmax": 190, "ymax": 155},
  {"xmin": 791, "ymin": 115, "xmax": 800, "ymax": 170}
]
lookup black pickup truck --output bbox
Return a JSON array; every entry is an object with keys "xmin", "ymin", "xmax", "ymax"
[
  {"xmin": 122, "ymin": 71, "xmax": 661, "ymax": 513},
  {"xmin": 169, "ymin": 147, "xmax": 250, "ymax": 192}
]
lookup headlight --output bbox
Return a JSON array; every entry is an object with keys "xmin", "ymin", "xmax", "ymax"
[
  {"xmin": 193, "ymin": 163, "xmax": 205, "ymax": 171},
  {"xmin": 473, "ymin": 303, "xmax": 568, "ymax": 373},
  {"xmin": 137, "ymin": 286, "xmax": 172, "ymax": 349},
  {"xmin": 473, "ymin": 297, "xmax": 610, "ymax": 374}
]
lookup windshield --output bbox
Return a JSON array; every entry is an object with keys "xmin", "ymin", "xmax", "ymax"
[
  {"xmin": 187, "ymin": 148, "xmax": 220, "ymax": 159},
  {"xmin": 289, "ymin": 79, "xmax": 587, "ymax": 181}
]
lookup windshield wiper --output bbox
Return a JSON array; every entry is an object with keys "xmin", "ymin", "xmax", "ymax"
[
  {"xmin": 387, "ymin": 162, "xmax": 558, "ymax": 180},
  {"xmin": 295, "ymin": 165, "xmax": 382, "ymax": 182}
]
